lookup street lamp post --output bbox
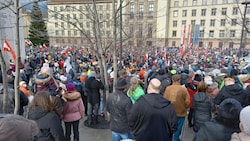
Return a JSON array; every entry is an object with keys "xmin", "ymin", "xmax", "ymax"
[{"xmin": 239, "ymin": 1, "xmax": 250, "ymax": 60}]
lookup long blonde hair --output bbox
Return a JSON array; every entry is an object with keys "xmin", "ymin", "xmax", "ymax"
[{"xmin": 128, "ymin": 77, "xmax": 139, "ymax": 96}]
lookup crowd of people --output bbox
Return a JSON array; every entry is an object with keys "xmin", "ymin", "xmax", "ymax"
[{"xmin": 0, "ymin": 47, "xmax": 250, "ymax": 141}]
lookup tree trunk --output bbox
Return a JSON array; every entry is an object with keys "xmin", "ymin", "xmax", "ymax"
[
  {"xmin": 112, "ymin": 0, "xmax": 118, "ymax": 92},
  {"xmin": 14, "ymin": 0, "xmax": 20, "ymax": 115},
  {"xmin": 0, "ymin": 50, "xmax": 9, "ymax": 113}
]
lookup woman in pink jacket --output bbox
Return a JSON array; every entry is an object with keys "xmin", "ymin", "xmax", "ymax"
[{"xmin": 62, "ymin": 83, "xmax": 85, "ymax": 141}]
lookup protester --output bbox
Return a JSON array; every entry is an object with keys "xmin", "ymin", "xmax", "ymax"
[
  {"xmin": 214, "ymin": 76, "xmax": 247, "ymax": 106},
  {"xmin": 28, "ymin": 91, "xmax": 64, "ymax": 141},
  {"xmin": 0, "ymin": 115, "xmax": 39, "ymax": 141},
  {"xmin": 129, "ymin": 78, "xmax": 177, "ymax": 141},
  {"xmin": 85, "ymin": 71, "xmax": 104, "ymax": 125},
  {"xmin": 193, "ymin": 82, "xmax": 215, "ymax": 132},
  {"xmin": 231, "ymin": 106, "xmax": 250, "ymax": 141},
  {"xmin": 17, "ymin": 81, "xmax": 29, "ymax": 116},
  {"xmin": 107, "ymin": 77, "xmax": 133, "ymax": 141},
  {"xmin": 127, "ymin": 76, "xmax": 144, "ymax": 104},
  {"xmin": 62, "ymin": 83, "xmax": 85, "ymax": 141},
  {"xmin": 164, "ymin": 74, "xmax": 190, "ymax": 141},
  {"xmin": 193, "ymin": 98, "xmax": 242, "ymax": 141},
  {"xmin": 34, "ymin": 62, "xmax": 59, "ymax": 95},
  {"xmin": 185, "ymin": 73, "xmax": 202, "ymax": 127}
]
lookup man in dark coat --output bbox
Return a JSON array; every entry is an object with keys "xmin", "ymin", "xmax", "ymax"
[
  {"xmin": 214, "ymin": 76, "xmax": 247, "ymax": 106},
  {"xmin": 107, "ymin": 77, "xmax": 133, "ymax": 141},
  {"xmin": 193, "ymin": 98, "xmax": 242, "ymax": 141},
  {"xmin": 85, "ymin": 71, "xmax": 104, "ymax": 125},
  {"xmin": 129, "ymin": 78, "xmax": 177, "ymax": 141}
]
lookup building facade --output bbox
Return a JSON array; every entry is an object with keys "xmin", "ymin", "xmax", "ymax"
[
  {"xmin": 168, "ymin": 0, "xmax": 250, "ymax": 50},
  {"xmin": 47, "ymin": 0, "xmax": 250, "ymax": 51},
  {"xmin": 47, "ymin": 0, "xmax": 113, "ymax": 47}
]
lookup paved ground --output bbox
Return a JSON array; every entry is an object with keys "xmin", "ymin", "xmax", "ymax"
[{"xmin": 78, "ymin": 117, "xmax": 194, "ymax": 141}]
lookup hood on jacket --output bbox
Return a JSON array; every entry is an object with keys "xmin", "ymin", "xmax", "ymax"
[
  {"xmin": 193, "ymin": 92, "xmax": 208, "ymax": 102},
  {"xmin": 28, "ymin": 106, "xmax": 49, "ymax": 121},
  {"xmin": 223, "ymin": 84, "xmax": 244, "ymax": 96},
  {"xmin": 64, "ymin": 91, "xmax": 81, "ymax": 101},
  {"xmin": 143, "ymin": 93, "xmax": 171, "ymax": 108},
  {"xmin": 0, "ymin": 115, "xmax": 39, "ymax": 141}
]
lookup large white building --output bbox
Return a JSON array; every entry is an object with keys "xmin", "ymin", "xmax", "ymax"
[
  {"xmin": 168, "ymin": 0, "xmax": 250, "ymax": 50},
  {"xmin": 47, "ymin": 0, "xmax": 250, "ymax": 52}
]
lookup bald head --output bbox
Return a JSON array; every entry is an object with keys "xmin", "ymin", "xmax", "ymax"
[{"xmin": 148, "ymin": 78, "xmax": 161, "ymax": 93}]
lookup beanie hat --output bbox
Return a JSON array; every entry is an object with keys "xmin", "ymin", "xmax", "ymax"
[
  {"xmin": 218, "ymin": 98, "xmax": 242, "ymax": 120},
  {"xmin": 204, "ymin": 76, "xmax": 213, "ymax": 85},
  {"xmin": 193, "ymin": 74, "xmax": 202, "ymax": 82},
  {"xmin": 240, "ymin": 106, "xmax": 250, "ymax": 135},
  {"xmin": 66, "ymin": 83, "xmax": 75, "ymax": 92}
]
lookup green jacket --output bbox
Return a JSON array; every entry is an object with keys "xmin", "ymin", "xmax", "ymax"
[{"xmin": 127, "ymin": 85, "xmax": 144, "ymax": 104}]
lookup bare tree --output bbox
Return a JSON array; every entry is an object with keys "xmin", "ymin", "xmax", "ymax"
[{"xmin": 0, "ymin": 0, "xmax": 13, "ymax": 113}]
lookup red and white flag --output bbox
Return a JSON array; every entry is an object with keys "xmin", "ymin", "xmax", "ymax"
[
  {"xmin": 25, "ymin": 40, "xmax": 33, "ymax": 46},
  {"xmin": 43, "ymin": 43, "xmax": 48, "ymax": 49},
  {"xmin": 3, "ymin": 40, "xmax": 16, "ymax": 61}
]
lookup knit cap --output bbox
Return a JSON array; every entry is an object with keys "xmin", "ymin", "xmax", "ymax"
[{"xmin": 240, "ymin": 106, "xmax": 250, "ymax": 135}]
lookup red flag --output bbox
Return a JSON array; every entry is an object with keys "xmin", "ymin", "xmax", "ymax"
[
  {"xmin": 144, "ymin": 52, "xmax": 148, "ymax": 60},
  {"xmin": 3, "ymin": 40, "xmax": 16, "ymax": 61},
  {"xmin": 180, "ymin": 45, "xmax": 185, "ymax": 55},
  {"xmin": 43, "ymin": 43, "xmax": 48, "ymax": 49}
]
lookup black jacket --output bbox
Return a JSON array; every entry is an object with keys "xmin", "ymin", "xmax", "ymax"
[
  {"xmin": 214, "ymin": 84, "xmax": 247, "ymax": 106},
  {"xmin": 18, "ymin": 90, "xmax": 29, "ymax": 115},
  {"xmin": 107, "ymin": 90, "xmax": 132, "ymax": 133},
  {"xmin": 193, "ymin": 117, "xmax": 240, "ymax": 141},
  {"xmin": 129, "ymin": 93, "xmax": 177, "ymax": 141},
  {"xmin": 193, "ymin": 92, "xmax": 214, "ymax": 132},
  {"xmin": 85, "ymin": 77, "xmax": 104, "ymax": 104},
  {"xmin": 28, "ymin": 106, "xmax": 64, "ymax": 141}
]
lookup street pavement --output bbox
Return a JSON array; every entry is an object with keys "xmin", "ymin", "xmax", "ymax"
[{"xmin": 78, "ymin": 117, "xmax": 194, "ymax": 141}]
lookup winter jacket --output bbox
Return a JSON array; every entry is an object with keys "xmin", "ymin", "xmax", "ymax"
[
  {"xmin": 214, "ymin": 84, "xmax": 247, "ymax": 106},
  {"xmin": 85, "ymin": 77, "xmax": 104, "ymax": 104},
  {"xmin": 127, "ymin": 85, "xmax": 144, "ymax": 104},
  {"xmin": 231, "ymin": 132, "xmax": 250, "ymax": 141},
  {"xmin": 107, "ymin": 90, "xmax": 132, "ymax": 133},
  {"xmin": 17, "ymin": 90, "xmax": 29, "ymax": 115},
  {"xmin": 193, "ymin": 117, "xmax": 240, "ymax": 141},
  {"xmin": 0, "ymin": 115, "xmax": 39, "ymax": 141},
  {"xmin": 185, "ymin": 81, "xmax": 199, "ymax": 108},
  {"xmin": 35, "ymin": 74, "xmax": 58, "ymax": 96},
  {"xmin": 62, "ymin": 91, "xmax": 84, "ymax": 122},
  {"xmin": 164, "ymin": 82, "xmax": 190, "ymax": 117},
  {"xmin": 28, "ymin": 106, "xmax": 64, "ymax": 141},
  {"xmin": 193, "ymin": 92, "xmax": 215, "ymax": 132},
  {"xmin": 129, "ymin": 93, "xmax": 177, "ymax": 141}
]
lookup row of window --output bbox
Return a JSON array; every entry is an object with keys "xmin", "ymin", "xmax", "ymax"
[
  {"xmin": 54, "ymin": 30, "xmax": 111, "ymax": 37},
  {"xmin": 54, "ymin": 21, "xmax": 111, "ymax": 29},
  {"xmin": 172, "ymin": 29, "xmax": 237, "ymax": 38},
  {"xmin": 174, "ymin": 0, "xmax": 238, "ymax": 7},
  {"xmin": 173, "ymin": 7, "xmax": 248, "ymax": 17},
  {"xmin": 129, "ymin": 3, "xmax": 154, "ymax": 19},
  {"xmin": 171, "ymin": 41, "xmax": 234, "ymax": 48},
  {"xmin": 128, "ymin": 24, "xmax": 153, "ymax": 38},
  {"xmin": 172, "ymin": 18, "xmax": 249, "ymax": 27},
  {"xmin": 53, "ymin": 13, "xmax": 111, "ymax": 20},
  {"xmin": 53, "ymin": 5, "xmax": 111, "ymax": 12}
]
